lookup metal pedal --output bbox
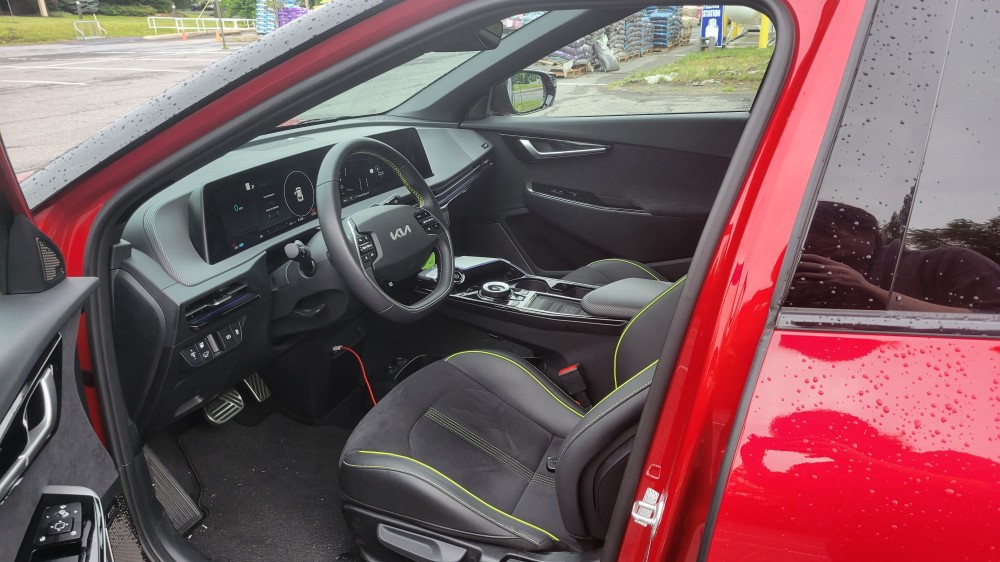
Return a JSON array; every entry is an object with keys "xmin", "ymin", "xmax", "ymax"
[
  {"xmin": 243, "ymin": 372, "xmax": 271, "ymax": 402},
  {"xmin": 203, "ymin": 388, "xmax": 244, "ymax": 424}
]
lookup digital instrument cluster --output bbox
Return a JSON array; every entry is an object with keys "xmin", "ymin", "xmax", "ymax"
[{"xmin": 201, "ymin": 129, "xmax": 433, "ymax": 263}]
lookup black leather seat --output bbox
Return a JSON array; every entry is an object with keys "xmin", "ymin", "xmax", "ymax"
[
  {"xmin": 339, "ymin": 278, "xmax": 686, "ymax": 559},
  {"xmin": 561, "ymin": 258, "xmax": 666, "ymax": 286}
]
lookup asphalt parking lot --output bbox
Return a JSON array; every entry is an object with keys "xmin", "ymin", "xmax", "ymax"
[
  {"xmin": 0, "ymin": 37, "xmax": 238, "ymax": 175},
  {"xmin": 0, "ymin": 35, "xmax": 756, "ymax": 179}
]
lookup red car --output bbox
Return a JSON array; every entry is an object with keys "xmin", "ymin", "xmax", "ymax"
[{"xmin": 0, "ymin": 0, "xmax": 997, "ymax": 561}]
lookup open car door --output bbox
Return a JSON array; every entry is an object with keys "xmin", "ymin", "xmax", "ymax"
[{"xmin": 0, "ymin": 133, "xmax": 119, "ymax": 562}]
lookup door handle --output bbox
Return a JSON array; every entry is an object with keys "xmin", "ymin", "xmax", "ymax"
[
  {"xmin": 21, "ymin": 366, "xmax": 58, "ymax": 465},
  {"xmin": 518, "ymin": 138, "xmax": 609, "ymax": 159},
  {"xmin": 0, "ymin": 366, "xmax": 58, "ymax": 500}
]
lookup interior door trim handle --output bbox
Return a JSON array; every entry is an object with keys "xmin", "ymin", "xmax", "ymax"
[
  {"xmin": 0, "ymin": 350, "xmax": 59, "ymax": 502},
  {"xmin": 21, "ymin": 366, "xmax": 58, "ymax": 466},
  {"xmin": 518, "ymin": 138, "xmax": 609, "ymax": 159}
]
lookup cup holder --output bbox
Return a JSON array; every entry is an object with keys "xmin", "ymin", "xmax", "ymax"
[{"xmin": 512, "ymin": 277, "xmax": 593, "ymax": 299}]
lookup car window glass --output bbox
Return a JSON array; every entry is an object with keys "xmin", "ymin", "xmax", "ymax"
[
  {"xmin": 891, "ymin": 0, "xmax": 1000, "ymax": 312},
  {"xmin": 512, "ymin": 5, "xmax": 775, "ymax": 118},
  {"xmin": 288, "ymin": 51, "xmax": 477, "ymax": 125},
  {"xmin": 785, "ymin": 0, "xmax": 1000, "ymax": 314}
]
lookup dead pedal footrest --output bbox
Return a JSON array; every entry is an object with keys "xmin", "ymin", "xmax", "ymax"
[{"xmin": 143, "ymin": 446, "xmax": 202, "ymax": 534}]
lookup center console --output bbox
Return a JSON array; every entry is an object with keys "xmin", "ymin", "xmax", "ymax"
[{"xmin": 416, "ymin": 256, "xmax": 622, "ymax": 332}]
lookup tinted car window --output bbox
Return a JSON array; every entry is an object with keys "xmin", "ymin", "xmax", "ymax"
[{"xmin": 785, "ymin": 0, "xmax": 1000, "ymax": 313}]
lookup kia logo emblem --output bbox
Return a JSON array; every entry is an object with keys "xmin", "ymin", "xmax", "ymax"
[{"xmin": 389, "ymin": 225, "xmax": 412, "ymax": 241}]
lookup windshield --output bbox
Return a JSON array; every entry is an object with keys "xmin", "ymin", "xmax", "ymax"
[
  {"xmin": 284, "ymin": 51, "xmax": 478, "ymax": 126},
  {"xmin": 282, "ymin": 12, "xmax": 546, "ymax": 127}
]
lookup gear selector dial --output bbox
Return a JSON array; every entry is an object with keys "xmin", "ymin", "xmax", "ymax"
[{"xmin": 479, "ymin": 281, "xmax": 513, "ymax": 301}]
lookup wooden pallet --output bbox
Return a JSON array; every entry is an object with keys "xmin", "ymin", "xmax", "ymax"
[
  {"xmin": 616, "ymin": 53, "xmax": 629, "ymax": 63},
  {"xmin": 551, "ymin": 66, "xmax": 584, "ymax": 78}
]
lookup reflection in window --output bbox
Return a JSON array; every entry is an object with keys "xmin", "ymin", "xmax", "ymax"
[{"xmin": 785, "ymin": 0, "xmax": 1000, "ymax": 314}]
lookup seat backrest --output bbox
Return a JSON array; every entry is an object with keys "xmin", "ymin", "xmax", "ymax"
[{"xmin": 555, "ymin": 277, "xmax": 686, "ymax": 540}]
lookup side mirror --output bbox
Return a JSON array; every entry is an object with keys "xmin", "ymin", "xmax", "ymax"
[{"xmin": 492, "ymin": 70, "xmax": 557, "ymax": 116}]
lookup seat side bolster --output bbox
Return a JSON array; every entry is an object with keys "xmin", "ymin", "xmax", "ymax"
[
  {"xmin": 341, "ymin": 451, "xmax": 559, "ymax": 551},
  {"xmin": 554, "ymin": 369, "xmax": 654, "ymax": 538},
  {"xmin": 444, "ymin": 351, "xmax": 583, "ymax": 437}
]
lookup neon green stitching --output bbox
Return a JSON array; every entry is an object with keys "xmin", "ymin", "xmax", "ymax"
[
  {"xmin": 356, "ymin": 151, "xmax": 424, "ymax": 206},
  {"xmin": 589, "ymin": 258, "xmax": 659, "ymax": 280},
  {"xmin": 613, "ymin": 276, "xmax": 686, "ymax": 388},
  {"xmin": 445, "ymin": 351, "xmax": 583, "ymax": 418},
  {"xmin": 560, "ymin": 381, "xmax": 650, "ymax": 457},
  {"xmin": 593, "ymin": 360, "xmax": 657, "ymax": 410},
  {"xmin": 352, "ymin": 451, "xmax": 559, "ymax": 541},
  {"xmin": 424, "ymin": 408, "xmax": 553, "ymax": 486}
]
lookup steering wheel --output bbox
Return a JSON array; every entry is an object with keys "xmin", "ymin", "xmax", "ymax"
[{"xmin": 316, "ymin": 138, "xmax": 454, "ymax": 323}]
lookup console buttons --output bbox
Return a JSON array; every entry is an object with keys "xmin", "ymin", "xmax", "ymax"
[
  {"xmin": 195, "ymin": 338, "xmax": 213, "ymax": 362},
  {"xmin": 206, "ymin": 333, "xmax": 221, "ymax": 354},
  {"xmin": 37, "ymin": 503, "xmax": 82, "ymax": 548},
  {"xmin": 46, "ymin": 517, "xmax": 74, "ymax": 535},
  {"xmin": 217, "ymin": 326, "xmax": 238, "ymax": 350},
  {"xmin": 230, "ymin": 322, "xmax": 243, "ymax": 343},
  {"xmin": 181, "ymin": 345, "xmax": 203, "ymax": 366}
]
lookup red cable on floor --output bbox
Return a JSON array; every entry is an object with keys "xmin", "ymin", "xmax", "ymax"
[{"xmin": 337, "ymin": 345, "xmax": 377, "ymax": 406}]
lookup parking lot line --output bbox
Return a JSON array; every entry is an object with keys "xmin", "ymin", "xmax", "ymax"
[
  {"xmin": 0, "ymin": 79, "xmax": 88, "ymax": 85},
  {"xmin": 0, "ymin": 65, "xmax": 188, "ymax": 73}
]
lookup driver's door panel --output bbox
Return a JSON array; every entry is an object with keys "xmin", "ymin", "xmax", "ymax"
[
  {"xmin": 0, "ymin": 278, "xmax": 118, "ymax": 560},
  {"xmin": 457, "ymin": 114, "xmax": 747, "ymax": 278}
]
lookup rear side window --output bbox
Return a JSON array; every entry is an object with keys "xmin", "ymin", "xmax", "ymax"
[{"xmin": 784, "ymin": 0, "xmax": 1000, "ymax": 314}]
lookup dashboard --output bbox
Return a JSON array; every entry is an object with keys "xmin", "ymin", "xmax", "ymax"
[
  {"xmin": 201, "ymin": 128, "xmax": 434, "ymax": 264},
  {"xmin": 114, "ymin": 123, "xmax": 493, "ymax": 433}
]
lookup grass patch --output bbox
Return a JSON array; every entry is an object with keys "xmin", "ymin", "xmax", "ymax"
[
  {"xmin": 0, "ymin": 14, "xmax": 155, "ymax": 44},
  {"xmin": 613, "ymin": 46, "xmax": 773, "ymax": 90}
]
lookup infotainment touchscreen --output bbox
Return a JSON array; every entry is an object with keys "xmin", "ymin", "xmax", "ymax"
[{"xmin": 202, "ymin": 154, "xmax": 321, "ymax": 263}]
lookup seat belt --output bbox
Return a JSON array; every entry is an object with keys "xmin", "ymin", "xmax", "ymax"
[{"xmin": 556, "ymin": 364, "xmax": 592, "ymax": 408}]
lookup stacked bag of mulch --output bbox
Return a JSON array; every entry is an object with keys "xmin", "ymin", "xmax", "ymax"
[
  {"xmin": 606, "ymin": 18, "xmax": 626, "ymax": 56},
  {"xmin": 546, "ymin": 37, "xmax": 594, "ymax": 66},
  {"xmin": 503, "ymin": 11, "xmax": 545, "ymax": 34},
  {"xmin": 622, "ymin": 12, "xmax": 648, "ymax": 58},
  {"xmin": 278, "ymin": 6, "xmax": 308, "ymax": 27},
  {"xmin": 649, "ymin": 6, "xmax": 682, "ymax": 48},
  {"xmin": 255, "ymin": 0, "xmax": 298, "ymax": 33}
]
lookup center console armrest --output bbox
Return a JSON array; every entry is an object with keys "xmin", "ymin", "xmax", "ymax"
[{"xmin": 581, "ymin": 278, "xmax": 674, "ymax": 320}]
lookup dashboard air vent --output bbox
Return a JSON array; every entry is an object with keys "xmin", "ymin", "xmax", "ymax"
[{"xmin": 184, "ymin": 282, "xmax": 259, "ymax": 331}]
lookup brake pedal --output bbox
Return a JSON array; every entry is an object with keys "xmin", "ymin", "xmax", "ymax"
[
  {"xmin": 203, "ymin": 388, "xmax": 244, "ymax": 424},
  {"xmin": 243, "ymin": 372, "xmax": 271, "ymax": 402}
]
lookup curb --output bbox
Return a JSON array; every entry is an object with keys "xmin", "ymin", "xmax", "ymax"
[{"xmin": 142, "ymin": 30, "xmax": 256, "ymax": 41}]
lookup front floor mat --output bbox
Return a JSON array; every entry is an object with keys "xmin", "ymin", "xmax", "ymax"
[{"xmin": 179, "ymin": 414, "xmax": 355, "ymax": 561}]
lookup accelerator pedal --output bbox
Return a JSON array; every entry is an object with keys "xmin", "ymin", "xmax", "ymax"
[
  {"xmin": 243, "ymin": 372, "xmax": 271, "ymax": 402},
  {"xmin": 143, "ymin": 446, "xmax": 202, "ymax": 533},
  {"xmin": 203, "ymin": 388, "xmax": 244, "ymax": 425}
]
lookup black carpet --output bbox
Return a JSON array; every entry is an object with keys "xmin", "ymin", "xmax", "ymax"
[{"xmin": 179, "ymin": 414, "xmax": 356, "ymax": 562}]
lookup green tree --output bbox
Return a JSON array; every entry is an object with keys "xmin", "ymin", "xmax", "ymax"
[
  {"xmin": 908, "ymin": 212, "xmax": 1000, "ymax": 264},
  {"xmin": 221, "ymin": 0, "xmax": 253, "ymax": 18}
]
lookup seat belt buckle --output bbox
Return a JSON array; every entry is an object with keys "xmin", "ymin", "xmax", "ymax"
[{"xmin": 557, "ymin": 364, "xmax": 592, "ymax": 408}]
